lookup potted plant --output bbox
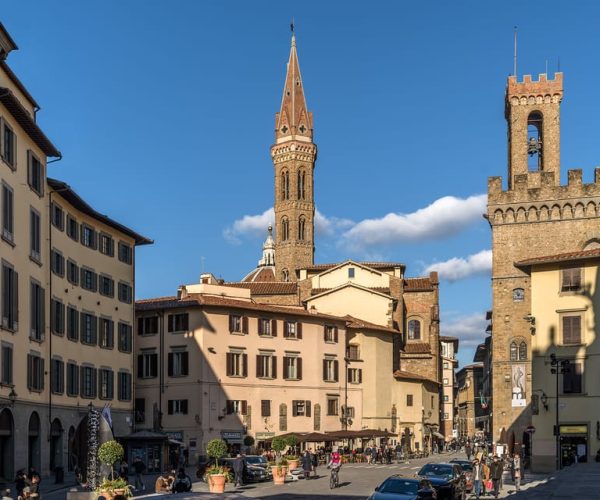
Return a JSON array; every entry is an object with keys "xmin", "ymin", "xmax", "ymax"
[
  {"xmin": 284, "ymin": 435, "xmax": 300, "ymax": 470},
  {"xmin": 96, "ymin": 440, "xmax": 132, "ymax": 499},
  {"xmin": 206, "ymin": 439, "xmax": 229, "ymax": 493},
  {"xmin": 270, "ymin": 436, "xmax": 288, "ymax": 484},
  {"xmin": 243, "ymin": 435, "xmax": 255, "ymax": 452}
]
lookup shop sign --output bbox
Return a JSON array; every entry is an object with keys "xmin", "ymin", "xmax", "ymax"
[
  {"xmin": 166, "ymin": 431, "xmax": 184, "ymax": 441},
  {"xmin": 559, "ymin": 425, "xmax": 587, "ymax": 435},
  {"xmin": 255, "ymin": 432, "xmax": 275, "ymax": 440},
  {"xmin": 221, "ymin": 431, "xmax": 242, "ymax": 440}
]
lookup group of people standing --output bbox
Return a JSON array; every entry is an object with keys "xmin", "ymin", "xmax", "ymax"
[
  {"xmin": 300, "ymin": 449, "xmax": 320, "ymax": 478},
  {"xmin": 471, "ymin": 452, "xmax": 522, "ymax": 499}
]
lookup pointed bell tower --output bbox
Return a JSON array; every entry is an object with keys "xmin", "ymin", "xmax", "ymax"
[{"xmin": 271, "ymin": 32, "xmax": 317, "ymax": 282}]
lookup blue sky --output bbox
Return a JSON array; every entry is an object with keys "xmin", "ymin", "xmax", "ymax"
[{"xmin": 4, "ymin": 1, "xmax": 600, "ymax": 367}]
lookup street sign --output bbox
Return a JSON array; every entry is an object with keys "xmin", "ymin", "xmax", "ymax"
[{"xmin": 526, "ymin": 426, "xmax": 535, "ymax": 434}]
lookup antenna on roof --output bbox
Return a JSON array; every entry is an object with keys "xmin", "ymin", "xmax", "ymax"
[
  {"xmin": 545, "ymin": 59, "xmax": 548, "ymax": 75},
  {"xmin": 290, "ymin": 17, "xmax": 295, "ymax": 34},
  {"xmin": 513, "ymin": 26, "xmax": 518, "ymax": 77}
]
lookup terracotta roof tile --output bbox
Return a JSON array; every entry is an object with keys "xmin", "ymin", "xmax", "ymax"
[
  {"xmin": 404, "ymin": 278, "xmax": 433, "ymax": 291},
  {"xmin": 403, "ymin": 342, "xmax": 432, "ymax": 354},
  {"xmin": 393, "ymin": 370, "xmax": 439, "ymax": 385},
  {"xmin": 222, "ymin": 281, "xmax": 297, "ymax": 295},
  {"xmin": 343, "ymin": 315, "xmax": 399, "ymax": 334},
  {"xmin": 516, "ymin": 248, "xmax": 600, "ymax": 267},
  {"xmin": 241, "ymin": 267, "xmax": 276, "ymax": 283},
  {"xmin": 136, "ymin": 296, "xmax": 199, "ymax": 311}
]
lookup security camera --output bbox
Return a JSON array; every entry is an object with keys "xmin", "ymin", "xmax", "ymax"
[{"xmin": 523, "ymin": 314, "xmax": 535, "ymax": 323}]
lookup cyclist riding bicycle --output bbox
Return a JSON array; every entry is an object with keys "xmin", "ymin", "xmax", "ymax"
[{"xmin": 327, "ymin": 447, "xmax": 342, "ymax": 488}]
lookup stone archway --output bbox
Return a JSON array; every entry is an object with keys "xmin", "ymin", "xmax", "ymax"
[
  {"xmin": 0, "ymin": 409, "xmax": 14, "ymax": 480},
  {"xmin": 50, "ymin": 418, "xmax": 64, "ymax": 470},
  {"xmin": 28, "ymin": 412, "xmax": 41, "ymax": 472}
]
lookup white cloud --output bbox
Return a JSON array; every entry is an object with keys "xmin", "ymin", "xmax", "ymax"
[
  {"xmin": 442, "ymin": 312, "xmax": 488, "ymax": 349},
  {"xmin": 341, "ymin": 194, "xmax": 487, "ymax": 248},
  {"xmin": 223, "ymin": 207, "xmax": 274, "ymax": 244},
  {"xmin": 424, "ymin": 249, "xmax": 492, "ymax": 282},
  {"xmin": 315, "ymin": 209, "xmax": 354, "ymax": 236}
]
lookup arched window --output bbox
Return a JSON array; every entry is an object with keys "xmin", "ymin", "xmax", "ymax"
[
  {"xmin": 298, "ymin": 217, "xmax": 306, "ymax": 241},
  {"xmin": 510, "ymin": 341, "xmax": 518, "ymax": 361},
  {"xmin": 527, "ymin": 111, "xmax": 543, "ymax": 172},
  {"xmin": 518, "ymin": 341, "xmax": 527, "ymax": 361},
  {"xmin": 281, "ymin": 170, "xmax": 290, "ymax": 200},
  {"xmin": 282, "ymin": 269, "xmax": 289, "ymax": 282},
  {"xmin": 407, "ymin": 319, "xmax": 421, "ymax": 340},
  {"xmin": 297, "ymin": 170, "xmax": 306, "ymax": 200},
  {"xmin": 510, "ymin": 340, "xmax": 527, "ymax": 361},
  {"xmin": 281, "ymin": 217, "xmax": 289, "ymax": 241}
]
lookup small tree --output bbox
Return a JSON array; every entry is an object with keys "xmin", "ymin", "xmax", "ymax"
[
  {"xmin": 243, "ymin": 435, "xmax": 255, "ymax": 447},
  {"xmin": 97, "ymin": 440, "xmax": 124, "ymax": 479},
  {"xmin": 206, "ymin": 439, "xmax": 228, "ymax": 468},
  {"xmin": 271, "ymin": 436, "xmax": 287, "ymax": 464},
  {"xmin": 285, "ymin": 435, "xmax": 299, "ymax": 457}
]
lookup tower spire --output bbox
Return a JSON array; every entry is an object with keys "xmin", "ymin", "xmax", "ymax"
[{"xmin": 275, "ymin": 30, "xmax": 313, "ymax": 143}]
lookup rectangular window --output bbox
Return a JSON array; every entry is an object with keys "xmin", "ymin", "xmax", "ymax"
[
  {"xmin": 118, "ymin": 242, "xmax": 132, "ymax": 264},
  {"xmin": 66, "ymin": 215, "xmax": 78, "ymax": 241},
  {"xmin": 1, "ymin": 264, "xmax": 18, "ymax": 331},
  {"xmin": 283, "ymin": 356, "xmax": 302, "ymax": 380},
  {"xmin": 51, "ymin": 250, "xmax": 65, "ymax": 277},
  {"xmin": 443, "ymin": 362, "xmax": 449, "ymax": 369},
  {"xmin": 27, "ymin": 354, "xmax": 44, "ymax": 391},
  {"xmin": 51, "ymin": 359, "xmax": 64, "ymax": 394},
  {"xmin": 81, "ymin": 268, "xmax": 97, "ymax": 292},
  {"xmin": 343, "ymin": 406, "xmax": 355, "ymax": 418},
  {"xmin": 118, "ymin": 372, "xmax": 132, "ymax": 401},
  {"xmin": 348, "ymin": 367, "xmax": 362, "ymax": 384},
  {"xmin": 168, "ymin": 399, "xmax": 189, "ymax": 415},
  {"xmin": 226, "ymin": 352, "xmax": 248, "ymax": 377},
  {"xmin": 135, "ymin": 398, "xmax": 145, "ymax": 423},
  {"xmin": 292, "ymin": 400, "xmax": 312, "ymax": 417},
  {"xmin": 137, "ymin": 351, "xmax": 158, "ymax": 379},
  {"xmin": 99, "ymin": 369, "xmax": 114, "ymax": 399},
  {"xmin": 168, "ymin": 351, "xmax": 189, "ymax": 377},
  {"xmin": 261, "ymin": 400, "xmax": 271, "ymax": 417},
  {"xmin": 168, "ymin": 313, "xmax": 188, "ymax": 333},
  {"xmin": 51, "ymin": 203, "xmax": 64, "ymax": 231},
  {"xmin": 2, "ymin": 122, "xmax": 15, "ymax": 168},
  {"xmin": 1, "ymin": 344, "xmax": 12, "ymax": 385},
  {"xmin": 30, "ymin": 281, "xmax": 45, "ymax": 341},
  {"xmin": 137, "ymin": 316, "xmax": 159, "ymax": 336},
  {"xmin": 256, "ymin": 354, "xmax": 276, "ymax": 379},
  {"xmin": 444, "ymin": 395, "xmax": 449, "ymax": 402},
  {"xmin": 80, "ymin": 366, "xmax": 97, "ymax": 398},
  {"xmin": 258, "ymin": 318, "xmax": 272, "ymax": 336},
  {"xmin": 229, "ymin": 314, "xmax": 247, "ymax": 334},
  {"xmin": 80, "ymin": 312, "xmax": 97, "ymax": 345},
  {"xmin": 118, "ymin": 282, "xmax": 132, "ymax": 304},
  {"xmin": 561, "ymin": 268, "xmax": 582, "ymax": 292},
  {"xmin": 67, "ymin": 306, "xmax": 79, "ymax": 341},
  {"xmin": 2, "ymin": 183, "xmax": 14, "ymax": 242},
  {"xmin": 118, "ymin": 322, "xmax": 132, "ymax": 352},
  {"xmin": 67, "ymin": 260, "xmax": 79, "ymax": 285},
  {"xmin": 66, "ymin": 362, "xmax": 79, "ymax": 397},
  {"xmin": 81, "ymin": 224, "xmax": 97, "ymax": 249},
  {"xmin": 443, "ymin": 413, "xmax": 449, "ymax": 420},
  {"xmin": 323, "ymin": 358, "xmax": 339, "ymax": 382},
  {"xmin": 327, "ymin": 398, "xmax": 339, "ymax": 416},
  {"xmin": 563, "ymin": 361, "xmax": 583, "ymax": 394},
  {"xmin": 51, "ymin": 299, "xmax": 65, "ymax": 335},
  {"xmin": 30, "ymin": 209, "xmax": 41, "ymax": 261},
  {"xmin": 347, "ymin": 345, "xmax": 360, "ymax": 361},
  {"xmin": 562, "ymin": 315, "xmax": 582, "ymax": 345},
  {"xmin": 443, "ymin": 378, "xmax": 449, "ymax": 385},
  {"xmin": 324, "ymin": 325, "xmax": 338, "ymax": 343},
  {"xmin": 225, "ymin": 400, "xmax": 247, "ymax": 415},
  {"xmin": 27, "ymin": 151, "xmax": 44, "ymax": 196},
  {"xmin": 99, "ymin": 275, "xmax": 114, "ymax": 297},
  {"xmin": 407, "ymin": 394, "xmax": 413, "ymax": 407},
  {"xmin": 348, "ymin": 267, "xmax": 355, "ymax": 278},
  {"xmin": 99, "ymin": 234, "xmax": 114, "ymax": 256},
  {"xmin": 99, "ymin": 318, "xmax": 114, "ymax": 349},
  {"xmin": 284, "ymin": 321, "xmax": 302, "ymax": 339}
]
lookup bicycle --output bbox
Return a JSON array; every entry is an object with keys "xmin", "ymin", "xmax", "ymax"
[{"xmin": 329, "ymin": 467, "xmax": 340, "ymax": 489}]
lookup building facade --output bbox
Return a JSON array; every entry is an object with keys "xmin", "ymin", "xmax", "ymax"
[
  {"xmin": 0, "ymin": 23, "xmax": 150, "ymax": 479},
  {"xmin": 487, "ymin": 71, "xmax": 600, "ymax": 456},
  {"xmin": 455, "ymin": 364, "xmax": 484, "ymax": 440},
  {"xmin": 440, "ymin": 336, "xmax": 459, "ymax": 442}
]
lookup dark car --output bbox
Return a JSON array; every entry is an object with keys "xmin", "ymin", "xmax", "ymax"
[
  {"xmin": 368, "ymin": 475, "xmax": 437, "ymax": 500},
  {"xmin": 448, "ymin": 460, "xmax": 473, "ymax": 492},
  {"xmin": 416, "ymin": 463, "xmax": 466, "ymax": 500},
  {"xmin": 220, "ymin": 457, "xmax": 271, "ymax": 483}
]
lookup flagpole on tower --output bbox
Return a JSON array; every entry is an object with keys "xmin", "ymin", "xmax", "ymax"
[{"xmin": 513, "ymin": 26, "xmax": 518, "ymax": 77}]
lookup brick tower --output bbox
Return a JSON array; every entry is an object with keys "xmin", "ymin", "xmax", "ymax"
[
  {"xmin": 271, "ymin": 33, "xmax": 316, "ymax": 282},
  {"xmin": 488, "ymin": 72, "xmax": 600, "ymax": 454}
]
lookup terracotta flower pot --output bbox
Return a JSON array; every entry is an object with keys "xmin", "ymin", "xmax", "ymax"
[
  {"xmin": 271, "ymin": 465, "xmax": 287, "ymax": 485},
  {"xmin": 288, "ymin": 459, "xmax": 299, "ymax": 470},
  {"xmin": 208, "ymin": 473, "xmax": 226, "ymax": 493}
]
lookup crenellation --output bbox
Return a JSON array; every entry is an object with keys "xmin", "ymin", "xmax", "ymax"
[
  {"xmin": 568, "ymin": 169, "xmax": 583, "ymax": 186},
  {"xmin": 507, "ymin": 72, "xmax": 563, "ymax": 99}
]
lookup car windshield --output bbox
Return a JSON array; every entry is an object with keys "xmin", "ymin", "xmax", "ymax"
[
  {"xmin": 379, "ymin": 479, "xmax": 420, "ymax": 495},
  {"xmin": 418, "ymin": 464, "xmax": 454, "ymax": 478},
  {"xmin": 245, "ymin": 457, "xmax": 267, "ymax": 465}
]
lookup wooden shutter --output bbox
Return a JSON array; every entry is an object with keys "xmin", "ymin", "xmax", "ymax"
[
  {"xmin": 91, "ymin": 314, "xmax": 97, "ymax": 344},
  {"xmin": 226, "ymin": 353, "xmax": 232, "ymax": 376},
  {"xmin": 292, "ymin": 401, "xmax": 298, "ymax": 417},
  {"xmin": 242, "ymin": 353, "xmax": 248, "ymax": 377},
  {"xmin": 182, "ymin": 351, "xmax": 189, "ymax": 375},
  {"xmin": 272, "ymin": 356, "xmax": 277, "ymax": 379},
  {"xmin": 168, "ymin": 400, "xmax": 174, "ymax": 415},
  {"xmin": 229, "ymin": 315, "xmax": 234, "ymax": 332},
  {"xmin": 334, "ymin": 327, "xmax": 339, "ymax": 343},
  {"xmin": 182, "ymin": 399, "xmax": 188, "ymax": 414},
  {"xmin": 12, "ymin": 271, "xmax": 18, "ymax": 328},
  {"xmin": 167, "ymin": 352, "xmax": 174, "ymax": 376},
  {"xmin": 334, "ymin": 360, "xmax": 339, "ymax": 382},
  {"xmin": 137, "ymin": 355, "xmax": 144, "ymax": 378},
  {"xmin": 323, "ymin": 326, "xmax": 328, "ymax": 342},
  {"xmin": 306, "ymin": 400, "xmax": 311, "ymax": 417},
  {"xmin": 297, "ymin": 322, "xmax": 302, "ymax": 339},
  {"xmin": 282, "ymin": 356, "xmax": 288, "ymax": 379},
  {"xmin": 242, "ymin": 316, "xmax": 248, "ymax": 334},
  {"xmin": 242, "ymin": 400, "xmax": 248, "ymax": 415},
  {"xmin": 323, "ymin": 359, "xmax": 327, "ymax": 381},
  {"xmin": 297, "ymin": 357, "xmax": 302, "ymax": 380},
  {"xmin": 563, "ymin": 316, "xmax": 581, "ymax": 344},
  {"xmin": 26, "ymin": 354, "xmax": 33, "ymax": 389},
  {"xmin": 137, "ymin": 317, "xmax": 144, "ymax": 335},
  {"xmin": 257, "ymin": 318, "xmax": 263, "ymax": 335},
  {"xmin": 151, "ymin": 353, "xmax": 158, "ymax": 377},
  {"xmin": 358, "ymin": 368, "xmax": 363, "ymax": 384},
  {"xmin": 226, "ymin": 400, "xmax": 233, "ymax": 414},
  {"xmin": 272, "ymin": 319, "xmax": 277, "ymax": 337},
  {"xmin": 256, "ymin": 355, "xmax": 262, "ymax": 377},
  {"xmin": 283, "ymin": 322, "xmax": 289, "ymax": 338}
]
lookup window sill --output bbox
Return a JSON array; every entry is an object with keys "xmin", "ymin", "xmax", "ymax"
[
  {"xmin": 347, "ymin": 358, "xmax": 363, "ymax": 363},
  {"xmin": 258, "ymin": 334, "xmax": 273, "ymax": 338},
  {"xmin": 66, "ymin": 336, "xmax": 79, "ymax": 343},
  {"xmin": 29, "ymin": 255, "xmax": 42, "ymax": 267},
  {"xmin": 229, "ymin": 331, "xmax": 247, "ymax": 336},
  {"xmin": 257, "ymin": 376, "xmax": 275, "ymax": 380},
  {"xmin": 169, "ymin": 374, "xmax": 189, "ymax": 378},
  {"xmin": 29, "ymin": 186, "xmax": 44, "ymax": 198},
  {"xmin": 99, "ymin": 345, "xmax": 114, "ymax": 350},
  {"xmin": 349, "ymin": 381, "xmax": 361, "ymax": 385},
  {"xmin": 283, "ymin": 378, "xmax": 300, "ymax": 381},
  {"xmin": 29, "ymin": 336, "xmax": 44, "ymax": 344},
  {"xmin": 284, "ymin": 336, "xmax": 299, "ymax": 341},
  {"xmin": 1, "ymin": 234, "xmax": 14, "ymax": 247},
  {"xmin": 0, "ymin": 325, "xmax": 17, "ymax": 334},
  {"xmin": 324, "ymin": 379, "xmax": 339, "ymax": 383},
  {"xmin": 28, "ymin": 388, "xmax": 43, "ymax": 393},
  {"xmin": 227, "ymin": 375, "xmax": 247, "ymax": 379},
  {"xmin": 559, "ymin": 343, "xmax": 586, "ymax": 347},
  {"xmin": 141, "ymin": 332, "xmax": 159, "ymax": 337},
  {"xmin": 0, "ymin": 383, "xmax": 14, "ymax": 389},
  {"xmin": 1, "ymin": 156, "xmax": 16, "ymax": 171},
  {"xmin": 324, "ymin": 340, "xmax": 338, "ymax": 344},
  {"xmin": 51, "ymin": 331, "xmax": 65, "ymax": 337},
  {"xmin": 169, "ymin": 330, "xmax": 187, "ymax": 335}
]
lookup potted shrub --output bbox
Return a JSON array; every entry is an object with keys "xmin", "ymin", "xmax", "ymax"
[
  {"xmin": 243, "ymin": 435, "xmax": 255, "ymax": 452},
  {"xmin": 206, "ymin": 439, "xmax": 229, "ymax": 493},
  {"xmin": 96, "ymin": 440, "xmax": 132, "ymax": 499},
  {"xmin": 285, "ymin": 435, "xmax": 300, "ymax": 470},
  {"xmin": 270, "ymin": 436, "xmax": 288, "ymax": 484}
]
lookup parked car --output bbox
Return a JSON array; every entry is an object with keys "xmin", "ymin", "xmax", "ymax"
[
  {"xmin": 416, "ymin": 463, "xmax": 466, "ymax": 500},
  {"xmin": 448, "ymin": 459, "xmax": 473, "ymax": 492},
  {"xmin": 368, "ymin": 475, "xmax": 437, "ymax": 500},
  {"xmin": 220, "ymin": 457, "xmax": 271, "ymax": 483}
]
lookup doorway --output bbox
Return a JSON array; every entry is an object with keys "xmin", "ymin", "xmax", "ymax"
[
  {"xmin": 50, "ymin": 419, "xmax": 63, "ymax": 470},
  {"xmin": 0, "ymin": 409, "xmax": 14, "ymax": 480},
  {"xmin": 28, "ymin": 412, "xmax": 41, "ymax": 472}
]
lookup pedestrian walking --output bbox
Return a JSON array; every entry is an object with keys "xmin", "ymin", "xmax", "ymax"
[
  {"xmin": 132, "ymin": 456, "xmax": 146, "ymax": 491},
  {"xmin": 311, "ymin": 449, "xmax": 318, "ymax": 477},
  {"xmin": 512, "ymin": 452, "xmax": 522, "ymax": 491},
  {"xmin": 365, "ymin": 446, "xmax": 372, "ymax": 464},
  {"xmin": 472, "ymin": 458, "xmax": 483, "ymax": 499},
  {"xmin": 395, "ymin": 443, "xmax": 402, "ymax": 463},
  {"xmin": 371, "ymin": 446, "xmax": 378, "ymax": 465},
  {"xmin": 466, "ymin": 441, "xmax": 472, "ymax": 461},
  {"xmin": 490, "ymin": 455, "xmax": 503, "ymax": 498},
  {"xmin": 232, "ymin": 454, "xmax": 244, "ymax": 487},
  {"xmin": 482, "ymin": 458, "xmax": 491, "ymax": 496},
  {"xmin": 302, "ymin": 450, "xmax": 312, "ymax": 479}
]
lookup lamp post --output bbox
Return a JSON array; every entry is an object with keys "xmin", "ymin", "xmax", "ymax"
[{"xmin": 550, "ymin": 353, "xmax": 570, "ymax": 470}]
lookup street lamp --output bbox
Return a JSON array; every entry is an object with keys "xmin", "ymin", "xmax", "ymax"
[{"xmin": 550, "ymin": 353, "xmax": 570, "ymax": 470}]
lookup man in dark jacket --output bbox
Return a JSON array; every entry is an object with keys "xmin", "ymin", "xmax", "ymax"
[
  {"xmin": 489, "ymin": 455, "xmax": 504, "ymax": 498},
  {"xmin": 232, "ymin": 454, "xmax": 244, "ymax": 487},
  {"xmin": 133, "ymin": 457, "xmax": 146, "ymax": 491}
]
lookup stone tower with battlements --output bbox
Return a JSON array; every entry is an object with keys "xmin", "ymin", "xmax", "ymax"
[
  {"xmin": 488, "ymin": 72, "xmax": 600, "ymax": 451},
  {"xmin": 271, "ymin": 34, "xmax": 316, "ymax": 282}
]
